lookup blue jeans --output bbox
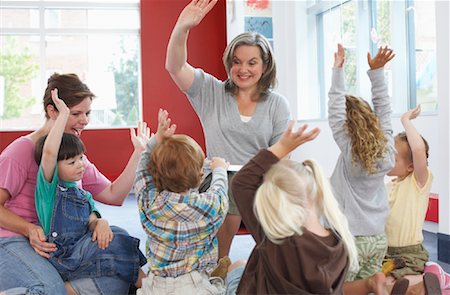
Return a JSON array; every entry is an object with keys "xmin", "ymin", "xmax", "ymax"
[
  {"xmin": 0, "ymin": 236, "xmax": 66, "ymax": 295},
  {"xmin": 48, "ymin": 183, "xmax": 146, "ymax": 284},
  {"xmin": 0, "ymin": 235, "xmax": 132, "ymax": 295}
]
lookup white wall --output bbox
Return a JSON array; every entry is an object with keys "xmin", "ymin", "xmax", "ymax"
[{"xmin": 227, "ymin": 0, "xmax": 449, "ymax": 236}]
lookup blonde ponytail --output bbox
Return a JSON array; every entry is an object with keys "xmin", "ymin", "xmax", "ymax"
[
  {"xmin": 302, "ymin": 160, "xmax": 359, "ymax": 273},
  {"xmin": 254, "ymin": 159, "xmax": 359, "ymax": 273},
  {"xmin": 253, "ymin": 161, "xmax": 308, "ymax": 244}
]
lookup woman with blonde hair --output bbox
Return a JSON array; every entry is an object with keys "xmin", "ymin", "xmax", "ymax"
[
  {"xmin": 227, "ymin": 121, "xmax": 363, "ymax": 294},
  {"xmin": 328, "ymin": 43, "xmax": 396, "ymax": 283}
]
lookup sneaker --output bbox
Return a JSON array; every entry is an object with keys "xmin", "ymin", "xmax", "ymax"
[
  {"xmin": 390, "ymin": 277, "xmax": 409, "ymax": 295},
  {"xmin": 425, "ymin": 261, "xmax": 450, "ymax": 289},
  {"xmin": 210, "ymin": 256, "xmax": 232, "ymax": 280}
]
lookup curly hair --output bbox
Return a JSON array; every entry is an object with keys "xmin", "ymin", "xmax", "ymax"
[
  {"xmin": 149, "ymin": 135, "xmax": 205, "ymax": 193},
  {"xmin": 345, "ymin": 95, "xmax": 387, "ymax": 174}
]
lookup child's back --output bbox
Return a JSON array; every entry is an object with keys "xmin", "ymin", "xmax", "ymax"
[
  {"xmin": 328, "ymin": 45, "xmax": 396, "ymax": 281},
  {"xmin": 230, "ymin": 121, "xmax": 359, "ymax": 294},
  {"xmin": 135, "ymin": 110, "xmax": 229, "ymax": 295}
]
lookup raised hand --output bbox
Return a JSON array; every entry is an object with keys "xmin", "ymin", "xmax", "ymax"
[
  {"xmin": 51, "ymin": 88, "xmax": 69, "ymax": 117},
  {"xmin": 269, "ymin": 120, "xmax": 320, "ymax": 159},
  {"xmin": 367, "ymin": 46, "xmax": 395, "ymax": 69},
  {"xmin": 334, "ymin": 43, "xmax": 345, "ymax": 68},
  {"xmin": 401, "ymin": 105, "xmax": 421, "ymax": 122},
  {"xmin": 156, "ymin": 108, "xmax": 177, "ymax": 143},
  {"xmin": 177, "ymin": 0, "xmax": 218, "ymax": 31},
  {"xmin": 279, "ymin": 120, "xmax": 321, "ymax": 151},
  {"xmin": 130, "ymin": 121, "xmax": 150, "ymax": 153}
]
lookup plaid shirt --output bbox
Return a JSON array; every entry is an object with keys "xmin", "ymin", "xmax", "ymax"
[{"xmin": 134, "ymin": 137, "xmax": 229, "ymax": 278}]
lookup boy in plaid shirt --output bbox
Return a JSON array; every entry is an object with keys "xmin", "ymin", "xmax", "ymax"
[{"xmin": 135, "ymin": 109, "xmax": 229, "ymax": 295}]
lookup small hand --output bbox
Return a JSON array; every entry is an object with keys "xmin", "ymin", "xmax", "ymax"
[
  {"xmin": 156, "ymin": 109, "xmax": 177, "ymax": 143},
  {"xmin": 92, "ymin": 219, "xmax": 113, "ymax": 250},
  {"xmin": 51, "ymin": 88, "xmax": 70, "ymax": 117},
  {"xmin": 367, "ymin": 46, "xmax": 395, "ymax": 69},
  {"xmin": 28, "ymin": 225, "xmax": 57, "ymax": 258},
  {"xmin": 210, "ymin": 157, "xmax": 229, "ymax": 170},
  {"xmin": 177, "ymin": 0, "xmax": 218, "ymax": 31},
  {"xmin": 334, "ymin": 43, "xmax": 345, "ymax": 68},
  {"xmin": 279, "ymin": 120, "xmax": 321, "ymax": 151},
  {"xmin": 131, "ymin": 121, "xmax": 151, "ymax": 153},
  {"xmin": 401, "ymin": 105, "xmax": 421, "ymax": 122}
]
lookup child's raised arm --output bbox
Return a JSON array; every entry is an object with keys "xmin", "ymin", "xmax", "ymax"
[
  {"xmin": 41, "ymin": 89, "xmax": 70, "ymax": 182},
  {"xmin": 155, "ymin": 108, "xmax": 177, "ymax": 144},
  {"xmin": 401, "ymin": 105, "xmax": 429, "ymax": 187}
]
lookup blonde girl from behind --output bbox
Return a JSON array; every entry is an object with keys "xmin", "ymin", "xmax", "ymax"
[{"xmin": 254, "ymin": 158, "xmax": 359, "ymax": 274}]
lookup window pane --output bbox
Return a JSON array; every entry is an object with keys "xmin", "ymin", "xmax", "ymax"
[
  {"xmin": 1, "ymin": 8, "xmax": 39, "ymax": 28},
  {"xmin": 45, "ymin": 9, "xmax": 139, "ymax": 29},
  {"xmin": 1, "ymin": 2, "xmax": 141, "ymax": 131},
  {"xmin": 322, "ymin": 1, "xmax": 357, "ymax": 109},
  {"xmin": 374, "ymin": 0, "xmax": 392, "ymax": 46},
  {"xmin": 0, "ymin": 35, "xmax": 41, "ymax": 130},
  {"xmin": 414, "ymin": 1, "xmax": 437, "ymax": 112},
  {"xmin": 45, "ymin": 34, "xmax": 140, "ymax": 128}
]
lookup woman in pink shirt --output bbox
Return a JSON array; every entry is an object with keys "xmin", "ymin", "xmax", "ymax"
[{"xmin": 0, "ymin": 73, "xmax": 145, "ymax": 294}]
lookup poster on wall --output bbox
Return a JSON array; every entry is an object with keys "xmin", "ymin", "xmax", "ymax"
[
  {"xmin": 244, "ymin": 0, "xmax": 273, "ymax": 49},
  {"xmin": 244, "ymin": 17, "xmax": 273, "ymax": 39},
  {"xmin": 244, "ymin": 0, "xmax": 271, "ymax": 16}
]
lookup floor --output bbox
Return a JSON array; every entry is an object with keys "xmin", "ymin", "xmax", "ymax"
[{"xmin": 96, "ymin": 194, "xmax": 450, "ymax": 274}]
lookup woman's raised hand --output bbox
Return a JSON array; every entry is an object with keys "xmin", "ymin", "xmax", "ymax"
[
  {"xmin": 130, "ymin": 121, "xmax": 150, "ymax": 153},
  {"xmin": 177, "ymin": 0, "xmax": 218, "ymax": 31}
]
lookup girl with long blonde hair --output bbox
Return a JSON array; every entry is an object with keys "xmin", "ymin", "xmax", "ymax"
[{"xmin": 328, "ymin": 44, "xmax": 396, "ymax": 283}]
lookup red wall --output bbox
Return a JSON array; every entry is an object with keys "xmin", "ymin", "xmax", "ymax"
[{"xmin": 0, "ymin": 0, "xmax": 227, "ymax": 180}]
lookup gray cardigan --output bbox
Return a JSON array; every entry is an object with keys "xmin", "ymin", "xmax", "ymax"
[{"xmin": 328, "ymin": 67, "xmax": 395, "ymax": 236}]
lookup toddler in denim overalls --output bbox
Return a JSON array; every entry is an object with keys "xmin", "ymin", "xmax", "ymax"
[
  {"xmin": 44, "ymin": 178, "xmax": 146, "ymax": 282},
  {"xmin": 34, "ymin": 89, "xmax": 147, "ymax": 293}
]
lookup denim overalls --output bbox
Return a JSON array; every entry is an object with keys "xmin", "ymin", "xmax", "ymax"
[{"xmin": 47, "ymin": 181, "xmax": 146, "ymax": 284}]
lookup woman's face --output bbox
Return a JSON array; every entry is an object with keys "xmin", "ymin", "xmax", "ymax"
[
  {"xmin": 64, "ymin": 97, "xmax": 92, "ymax": 137},
  {"xmin": 230, "ymin": 45, "xmax": 265, "ymax": 92}
]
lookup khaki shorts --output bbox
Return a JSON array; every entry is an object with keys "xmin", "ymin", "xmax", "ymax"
[
  {"xmin": 199, "ymin": 171, "xmax": 239, "ymax": 215},
  {"xmin": 384, "ymin": 243, "xmax": 429, "ymax": 278},
  {"xmin": 137, "ymin": 271, "xmax": 225, "ymax": 295}
]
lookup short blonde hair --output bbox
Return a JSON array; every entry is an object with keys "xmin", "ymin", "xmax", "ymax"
[{"xmin": 149, "ymin": 135, "xmax": 205, "ymax": 193}]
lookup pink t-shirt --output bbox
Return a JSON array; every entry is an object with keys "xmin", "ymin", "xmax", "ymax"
[{"xmin": 0, "ymin": 137, "xmax": 111, "ymax": 237}]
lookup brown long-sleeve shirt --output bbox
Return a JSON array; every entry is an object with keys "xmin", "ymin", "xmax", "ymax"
[{"xmin": 231, "ymin": 149, "xmax": 349, "ymax": 295}]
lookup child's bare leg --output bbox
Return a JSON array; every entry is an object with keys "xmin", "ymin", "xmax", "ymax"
[
  {"xmin": 65, "ymin": 282, "xmax": 78, "ymax": 295},
  {"xmin": 135, "ymin": 268, "xmax": 147, "ymax": 288},
  {"xmin": 343, "ymin": 272, "xmax": 387, "ymax": 295}
]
